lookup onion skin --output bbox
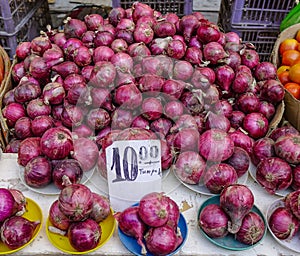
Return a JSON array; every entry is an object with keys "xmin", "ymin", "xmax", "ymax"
[
  {"xmin": 40, "ymin": 126, "xmax": 73, "ymax": 160},
  {"xmin": 2, "ymin": 102, "xmax": 26, "ymax": 127},
  {"xmin": 24, "ymin": 156, "xmax": 52, "ymax": 188},
  {"xmin": 9, "ymin": 189, "xmax": 26, "ymax": 216},
  {"xmin": 226, "ymin": 147, "xmax": 250, "ymax": 177},
  {"xmin": 138, "ymin": 192, "xmax": 170, "ymax": 227},
  {"xmin": 285, "ymin": 190, "xmax": 300, "ymax": 220},
  {"xmin": 256, "ymin": 157, "xmax": 292, "ymax": 195},
  {"xmin": 67, "ymin": 218, "xmax": 101, "ymax": 252},
  {"xmin": 52, "ymin": 159, "xmax": 83, "ymax": 190},
  {"xmin": 18, "ymin": 137, "xmax": 42, "ymax": 167},
  {"xmin": 199, "ymin": 204, "xmax": 229, "ymax": 238},
  {"xmin": 59, "ymin": 183, "xmax": 93, "ymax": 222},
  {"xmin": 0, "ymin": 188, "xmax": 15, "ymax": 222},
  {"xmin": 144, "ymin": 224, "xmax": 181, "ymax": 256},
  {"xmin": 220, "ymin": 184, "xmax": 254, "ymax": 234},
  {"xmin": 0, "ymin": 216, "xmax": 40, "ymax": 249},
  {"xmin": 174, "ymin": 151, "xmax": 206, "ymax": 185},
  {"xmin": 268, "ymin": 126, "xmax": 299, "ymax": 142},
  {"xmin": 292, "ymin": 165, "xmax": 300, "ymax": 190},
  {"xmin": 199, "ymin": 128, "xmax": 234, "ymax": 162},
  {"xmin": 251, "ymin": 137, "xmax": 275, "ymax": 166},
  {"xmin": 90, "ymin": 193, "xmax": 110, "ymax": 223},
  {"xmin": 71, "ymin": 137, "xmax": 99, "ymax": 172},
  {"xmin": 166, "ymin": 197, "xmax": 180, "ymax": 230},
  {"xmin": 274, "ymin": 134, "xmax": 300, "ymax": 164},
  {"xmin": 269, "ymin": 207, "xmax": 299, "ymax": 240},
  {"xmin": 49, "ymin": 200, "xmax": 71, "ymax": 231},
  {"xmin": 242, "ymin": 112, "xmax": 269, "ymax": 139},
  {"xmin": 114, "ymin": 206, "xmax": 147, "ymax": 254},
  {"xmin": 203, "ymin": 163, "xmax": 238, "ymax": 194},
  {"xmin": 235, "ymin": 211, "xmax": 265, "ymax": 245}
]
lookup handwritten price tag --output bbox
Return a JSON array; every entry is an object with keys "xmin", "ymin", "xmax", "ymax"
[{"xmin": 106, "ymin": 139, "xmax": 162, "ymax": 212}]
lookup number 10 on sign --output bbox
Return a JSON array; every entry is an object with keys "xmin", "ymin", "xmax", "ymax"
[{"xmin": 106, "ymin": 139, "xmax": 162, "ymax": 208}]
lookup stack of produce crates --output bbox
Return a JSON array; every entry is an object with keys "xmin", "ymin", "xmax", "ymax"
[
  {"xmin": 112, "ymin": 0, "xmax": 193, "ymax": 16},
  {"xmin": 218, "ymin": 0, "xmax": 297, "ymax": 62},
  {"xmin": 0, "ymin": 0, "xmax": 52, "ymax": 59}
]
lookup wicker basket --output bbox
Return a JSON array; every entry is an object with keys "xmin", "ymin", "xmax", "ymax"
[
  {"xmin": 0, "ymin": 46, "xmax": 11, "ymax": 149},
  {"xmin": 271, "ymin": 23, "xmax": 300, "ymax": 131}
]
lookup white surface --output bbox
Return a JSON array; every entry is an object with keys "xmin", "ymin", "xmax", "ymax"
[{"xmin": 0, "ymin": 153, "xmax": 298, "ymax": 255}]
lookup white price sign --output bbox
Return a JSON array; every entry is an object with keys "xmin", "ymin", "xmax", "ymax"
[{"xmin": 105, "ymin": 139, "xmax": 162, "ymax": 212}]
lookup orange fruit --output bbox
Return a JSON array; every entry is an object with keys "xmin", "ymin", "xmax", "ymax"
[
  {"xmin": 282, "ymin": 50, "xmax": 300, "ymax": 66},
  {"xmin": 277, "ymin": 70, "xmax": 290, "ymax": 85},
  {"xmin": 296, "ymin": 29, "xmax": 300, "ymax": 42},
  {"xmin": 277, "ymin": 65, "xmax": 290, "ymax": 75},
  {"xmin": 279, "ymin": 38, "xmax": 299, "ymax": 55},
  {"xmin": 284, "ymin": 82, "xmax": 300, "ymax": 99},
  {"xmin": 288, "ymin": 63, "xmax": 300, "ymax": 84}
]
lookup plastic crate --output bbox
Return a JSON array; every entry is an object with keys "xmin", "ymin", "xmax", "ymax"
[
  {"xmin": 0, "ymin": 0, "xmax": 52, "ymax": 59},
  {"xmin": 231, "ymin": 27, "xmax": 280, "ymax": 62},
  {"xmin": 219, "ymin": 0, "xmax": 297, "ymax": 28},
  {"xmin": 112, "ymin": 0, "xmax": 193, "ymax": 17}
]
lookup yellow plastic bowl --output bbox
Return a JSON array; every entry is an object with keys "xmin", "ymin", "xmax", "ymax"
[
  {"xmin": 46, "ymin": 208, "xmax": 116, "ymax": 254},
  {"xmin": 0, "ymin": 197, "xmax": 43, "ymax": 254}
]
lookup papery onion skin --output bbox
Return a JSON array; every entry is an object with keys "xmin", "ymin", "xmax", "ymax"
[
  {"xmin": 52, "ymin": 159, "xmax": 83, "ymax": 190},
  {"xmin": 67, "ymin": 218, "xmax": 101, "ymax": 252},
  {"xmin": 292, "ymin": 165, "xmax": 300, "ymax": 190},
  {"xmin": 220, "ymin": 184, "xmax": 254, "ymax": 234},
  {"xmin": 274, "ymin": 134, "xmax": 300, "ymax": 164},
  {"xmin": 203, "ymin": 163, "xmax": 238, "ymax": 194},
  {"xmin": 174, "ymin": 151, "xmax": 206, "ymax": 185},
  {"xmin": 268, "ymin": 126, "xmax": 299, "ymax": 142},
  {"xmin": 226, "ymin": 147, "xmax": 250, "ymax": 177},
  {"xmin": 18, "ymin": 137, "xmax": 42, "ymax": 167},
  {"xmin": 285, "ymin": 190, "xmax": 300, "ymax": 220},
  {"xmin": 199, "ymin": 128, "xmax": 234, "ymax": 162},
  {"xmin": 9, "ymin": 189, "xmax": 26, "ymax": 216},
  {"xmin": 256, "ymin": 157, "xmax": 292, "ymax": 195},
  {"xmin": 0, "ymin": 188, "xmax": 15, "ymax": 222},
  {"xmin": 251, "ymin": 137, "xmax": 275, "ymax": 166},
  {"xmin": 114, "ymin": 206, "xmax": 147, "ymax": 254},
  {"xmin": 199, "ymin": 204, "xmax": 229, "ymax": 238},
  {"xmin": 144, "ymin": 224, "xmax": 181, "ymax": 256},
  {"xmin": 242, "ymin": 112, "xmax": 269, "ymax": 139},
  {"xmin": 269, "ymin": 207, "xmax": 299, "ymax": 240},
  {"xmin": 0, "ymin": 216, "xmax": 40, "ymax": 250},
  {"xmin": 40, "ymin": 126, "xmax": 73, "ymax": 160},
  {"xmin": 24, "ymin": 156, "xmax": 52, "ymax": 188},
  {"xmin": 235, "ymin": 211, "xmax": 265, "ymax": 245},
  {"xmin": 49, "ymin": 200, "xmax": 71, "ymax": 231},
  {"xmin": 26, "ymin": 98, "xmax": 51, "ymax": 119},
  {"xmin": 14, "ymin": 117, "xmax": 32, "ymax": 139},
  {"xmin": 90, "ymin": 193, "xmax": 111, "ymax": 223},
  {"xmin": 59, "ymin": 183, "xmax": 93, "ymax": 222},
  {"xmin": 166, "ymin": 197, "xmax": 180, "ymax": 230},
  {"xmin": 2, "ymin": 102, "xmax": 26, "ymax": 127},
  {"xmin": 138, "ymin": 192, "xmax": 170, "ymax": 227},
  {"xmin": 71, "ymin": 137, "xmax": 99, "ymax": 172}
]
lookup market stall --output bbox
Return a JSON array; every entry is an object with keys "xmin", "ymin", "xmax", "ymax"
[{"xmin": 0, "ymin": 0, "xmax": 300, "ymax": 255}]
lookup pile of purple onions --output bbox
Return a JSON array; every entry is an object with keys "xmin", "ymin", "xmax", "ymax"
[
  {"xmin": 268, "ymin": 189, "xmax": 300, "ymax": 240},
  {"xmin": 0, "ymin": 188, "xmax": 40, "ymax": 249},
  {"xmin": 253, "ymin": 125, "xmax": 300, "ymax": 194},
  {"xmin": 199, "ymin": 184, "xmax": 266, "ymax": 245},
  {"xmin": 0, "ymin": 1, "xmax": 286, "ymax": 192},
  {"xmin": 115, "ymin": 191, "xmax": 183, "ymax": 255},
  {"xmin": 48, "ymin": 182, "xmax": 111, "ymax": 252}
]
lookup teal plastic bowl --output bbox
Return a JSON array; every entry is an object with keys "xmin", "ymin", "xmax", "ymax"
[{"xmin": 198, "ymin": 195, "xmax": 267, "ymax": 251}]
